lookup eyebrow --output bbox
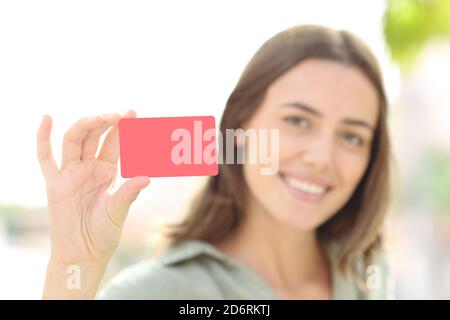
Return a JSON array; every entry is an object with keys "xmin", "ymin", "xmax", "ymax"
[
  {"xmin": 280, "ymin": 102, "xmax": 375, "ymax": 131},
  {"xmin": 280, "ymin": 102, "xmax": 322, "ymax": 117}
]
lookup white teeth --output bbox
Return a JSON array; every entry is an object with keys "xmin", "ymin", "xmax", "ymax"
[{"xmin": 284, "ymin": 176, "xmax": 326, "ymax": 195}]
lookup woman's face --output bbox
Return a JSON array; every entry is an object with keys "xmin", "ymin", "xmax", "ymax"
[{"xmin": 241, "ymin": 58, "xmax": 379, "ymax": 231}]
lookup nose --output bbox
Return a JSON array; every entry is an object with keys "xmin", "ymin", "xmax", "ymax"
[{"xmin": 300, "ymin": 131, "xmax": 335, "ymax": 172}]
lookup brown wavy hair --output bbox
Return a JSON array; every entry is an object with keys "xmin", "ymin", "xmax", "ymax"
[{"xmin": 165, "ymin": 24, "xmax": 391, "ymax": 282}]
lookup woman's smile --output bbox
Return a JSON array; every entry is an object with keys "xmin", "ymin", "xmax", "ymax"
[{"xmin": 278, "ymin": 172, "xmax": 332, "ymax": 203}]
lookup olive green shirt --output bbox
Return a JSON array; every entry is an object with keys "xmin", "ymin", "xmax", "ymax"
[{"xmin": 97, "ymin": 239, "xmax": 395, "ymax": 300}]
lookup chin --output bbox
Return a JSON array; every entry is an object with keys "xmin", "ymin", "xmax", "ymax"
[{"xmin": 269, "ymin": 207, "xmax": 328, "ymax": 232}]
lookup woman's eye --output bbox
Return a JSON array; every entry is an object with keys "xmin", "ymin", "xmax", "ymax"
[
  {"xmin": 343, "ymin": 132, "xmax": 364, "ymax": 146},
  {"xmin": 283, "ymin": 116, "xmax": 310, "ymax": 128}
]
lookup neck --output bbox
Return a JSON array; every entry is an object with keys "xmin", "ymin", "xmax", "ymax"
[{"xmin": 215, "ymin": 197, "xmax": 331, "ymax": 297}]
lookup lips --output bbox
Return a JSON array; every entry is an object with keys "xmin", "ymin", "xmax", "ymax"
[{"xmin": 279, "ymin": 172, "xmax": 332, "ymax": 202}]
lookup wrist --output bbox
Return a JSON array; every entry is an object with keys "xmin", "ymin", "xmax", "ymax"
[
  {"xmin": 43, "ymin": 258, "xmax": 110, "ymax": 299},
  {"xmin": 48, "ymin": 256, "xmax": 110, "ymax": 270}
]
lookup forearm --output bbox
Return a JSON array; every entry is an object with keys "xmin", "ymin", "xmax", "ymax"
[{"xmin": 43, "ymin": 259, "xmax": 108, "ymax": 300}]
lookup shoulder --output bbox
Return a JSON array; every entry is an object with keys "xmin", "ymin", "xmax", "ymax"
[
  {"xmin": 328, "ymin": 241, "xmax": 396, "ymax": 300},
  {"xmin": 97, "ymin": 240, "xmax": 230, "ymax": 299}
]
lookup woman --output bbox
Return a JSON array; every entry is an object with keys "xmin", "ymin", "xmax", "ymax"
[{"xmin": 38, "ymin": 24, "xmax": 394, "ymax": 299}]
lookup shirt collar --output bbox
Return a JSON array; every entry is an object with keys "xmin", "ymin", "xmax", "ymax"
[{"xmin": 159, "ymin": 239, "xmax": 232, "ymax": 266}]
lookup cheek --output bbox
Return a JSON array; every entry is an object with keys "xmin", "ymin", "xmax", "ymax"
[
  {"xmin": 242, "ymin": 159, "xmax": 283, "ymax": 215},
  {"xmin": 277, "ymin": 130, "xmax": 306, "ymax": 160},
  {"xmin": 243, "ymin": 163, "xmax": 261, "ymax": 187},
  {"xmin": 242, "ymin": 163, "xmax": 270, "ymax": 215},
  {"xmin": 336, "ymin": 151, "xmax": 370, "ymax": 191}
]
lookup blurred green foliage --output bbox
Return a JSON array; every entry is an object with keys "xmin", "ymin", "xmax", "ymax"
[
  {"xmin": 384, "ymin": 1, "xmax": 450, "ymax": 212},
  {"xmin": 383, "ymin": 0, "xmax": 450, "ymax": 71}
]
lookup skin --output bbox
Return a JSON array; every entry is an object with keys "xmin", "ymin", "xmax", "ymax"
[
  {"xmin": 217, "ymin": 58, "xmax": 379, "ymax": 299},
  {"xmin": 38, "ymin": 58, "xmax": 378, "ymax": 299}
]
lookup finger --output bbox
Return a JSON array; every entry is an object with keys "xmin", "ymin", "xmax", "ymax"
[
  {"xmin": 106, "ymin": 176, "xmax": 150, "ymax": 227},
  {"xmin": 81, "ymin": 113, "xmax": 121, "ymax": 161},
  {"xmin": 98, "ymin": 109, "xmax": 137, "ymax": 164},
  {"xmin": 107, "ymin": 165, "xmax": 119, "ymax": 191},
  {"xmin": 61, "ymin": 116, "xmax": 104, "ymax": 169},
  {"xmin": 37, "ymin": 114, "xmax": 59, "ymax": 181}
]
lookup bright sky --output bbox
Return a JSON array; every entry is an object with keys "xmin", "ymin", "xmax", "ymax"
[{"xmin": 0, "ymin": 0, "xmax": 400, "ymax": 207}]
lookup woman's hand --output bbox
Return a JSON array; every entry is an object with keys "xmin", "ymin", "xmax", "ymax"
[{"xmin": 37, "ymin": 111, "xmax": 150, "ymax": 298}]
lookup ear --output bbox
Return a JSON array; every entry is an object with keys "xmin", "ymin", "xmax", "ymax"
[
  {"xmin": 234, "ymin": 121, "xmax": 248, "ymax": 147},
  {"xmin": 234, "ymin": 131, "xmax": 241, "ymax": 147}
]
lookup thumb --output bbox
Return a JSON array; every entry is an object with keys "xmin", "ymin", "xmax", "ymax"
[{"xmin": 107, "ymin": 176, "xmax": 150, "ymax": 226}]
